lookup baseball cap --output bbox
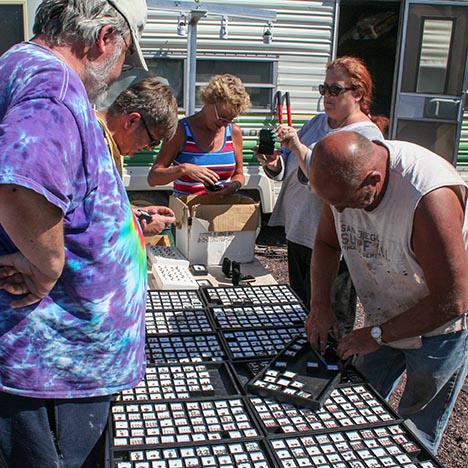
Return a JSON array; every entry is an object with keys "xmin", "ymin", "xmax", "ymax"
[{"xmin": 107, "ymin": 0, "xmax": 148, "ymax": 71}]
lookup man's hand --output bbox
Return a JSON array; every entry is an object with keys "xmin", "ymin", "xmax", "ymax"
[
  {"xmin": 137, "ymin": 206, "xmax": 175, "ymax": 236},
  {"xmin": 0, "ymin": 252, "xmax": 59, "ymax": 307},
  {"xmin": 336, "ymin": 326, "xmax": 381, "ymax": 360},
  {"xmin": 305, "ymin": 303, "xmax": 340, "ymax": 355}
]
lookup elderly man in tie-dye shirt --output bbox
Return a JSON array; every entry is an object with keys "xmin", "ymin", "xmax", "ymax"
[{"xmin": 0, "ymin": 1, "xmax": 148, "ymax": 467}]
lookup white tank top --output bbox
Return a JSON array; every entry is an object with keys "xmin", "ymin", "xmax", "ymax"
[{"xmin": 333, "ymin": 140, "xmax": 468, "ymax": 348}]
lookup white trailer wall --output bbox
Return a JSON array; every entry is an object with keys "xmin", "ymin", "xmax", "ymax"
[{"xmin": 142, "ymin": 0, "xmax": 336, "ymax": 119}]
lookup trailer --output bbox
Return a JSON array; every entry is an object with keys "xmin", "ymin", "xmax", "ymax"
[{"xmin": 2, "ymin": 0, "xmax": 468, "ymax": 212}]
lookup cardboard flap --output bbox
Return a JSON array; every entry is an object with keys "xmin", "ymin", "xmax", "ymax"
[
  {"xmin": 170, "ymin": 194, "xmax": 259, "ymax": 232},
  {"xmin": 169, "ymin": 196, "xmax": 188, "ymax": 229},
  {"xmin": 195, "ymin": 203, "xmax": 258, "ymax": 232}
]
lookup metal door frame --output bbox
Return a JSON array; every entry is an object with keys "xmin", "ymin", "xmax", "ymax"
[{"xmin": 390, "ymin": 0, "xmax": 468, "ymax": 164}]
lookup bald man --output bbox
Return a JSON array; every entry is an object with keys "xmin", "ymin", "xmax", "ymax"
[{"xmin": 306, "ymin": 131, "xmax": 468, "ymax": 454}]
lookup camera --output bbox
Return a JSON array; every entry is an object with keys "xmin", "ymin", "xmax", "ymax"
[
  {"xmin": 257, "ymin": 128, "xmax": 276, "ymax": 154},
  {"xmin": 137, "ymin": 209, "xmax": 152, "ymax": 223},
  {"xmin": 206, "ymin": 183, "xmax": 223, "ymax": 192}
]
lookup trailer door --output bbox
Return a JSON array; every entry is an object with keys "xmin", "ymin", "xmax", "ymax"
[{"xmin": 391, "ymin": 1, "xmax": 468, "ymax": 164}]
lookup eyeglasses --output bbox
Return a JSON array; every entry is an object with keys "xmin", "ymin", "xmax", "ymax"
[
  {"xmin": 213, "ymin": 103, "xmax": 238, "ymax": 124},
  {"xmin": 140, "ymin": 114, "xmax": 161, "ymax": 149},
  {"xmin": 121, "ymin": 33, "xmax": 136, "ymax": 73},
  {"xmin": 318, "ymin": 83, "xmax": 355, "ymax": 97}
]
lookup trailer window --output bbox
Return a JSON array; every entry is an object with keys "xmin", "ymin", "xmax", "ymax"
[
  {"xmin": 0, "ymin": 3, "xmax": 25, "ymax": 56},
  {"xmin": 100, "ymin": 57, "xmax": 276, "ymax": 111},
  {"xmin": 417, "ymin": 19, "xmax": 453, "ymax": 94},
  {"xmin": 196, "ymin": 59, "xmax": 276, "ymax": 110}
]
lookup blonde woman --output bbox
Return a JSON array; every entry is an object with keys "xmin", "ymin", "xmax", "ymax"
[{"xmin": 148, "ymin": 74, "xmax": 251, "ymax": 196}]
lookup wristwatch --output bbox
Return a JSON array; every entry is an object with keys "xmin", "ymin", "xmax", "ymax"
[{"xmin": 370, "ymin": 325, "xmax": 385, "ymax": 345}]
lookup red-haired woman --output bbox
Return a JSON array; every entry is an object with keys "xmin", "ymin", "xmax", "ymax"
[{"xmin": 256, "ymin": 56, "xmax": 388, "ymax": 337}]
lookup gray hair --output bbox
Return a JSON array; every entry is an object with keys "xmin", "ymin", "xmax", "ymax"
[
  {"xmin": 33, "ymin": 0, "xmax": 129, "ymax": 47},
  {"xmin": 108, "ymin": 78, "xmax": 179, "ymax": 142}
]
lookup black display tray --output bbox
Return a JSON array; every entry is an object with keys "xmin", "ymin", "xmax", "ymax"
[
  {"xmin": 108, "ymin": 396, "xmax": 260, "ymax": 449},
  {"xmin": 115, "ymin": 362, "xmax": 239, "ymax": 402},
  {"xmin": 210, "ymin": 303, "xmax": 307, "ymax": 329},
  {"xmin": 246, "ymin": 336, "xmax": 349, "ymax": 411},
  {"xmin": 145, "ymin": 308, "xmax": 215, "ymax": 335},
  {"xmin": 146, "ymin": 289, "xmax": 205, "ymax": 311},
  {"xmin": 267, "ymin": 423, "xmax": 445, "ymax": 468},
  {"xmin": 220, "ymin": 327, "xmax": 305, "ymax": 361},
  {"xmin": 104, "ymin": 286, "xmax": 447, "ymax": 468},
  {"xmin": 109, "ymin": 437, "xmax": 276, "ymax": 468},
  {"xmin": 248, "ymin": 382, "xmax": 401, "ymax": 436},
  {"xmin": 145, "ymin": 333, "xmax": 226, "ymax": 364},
  {"xmin": 201, "ymin": 284, "xmax": 303, "ymax": 307},
  {"xmin": 230, "ymin": 360, "xmax": 273, "ymax": 393}
]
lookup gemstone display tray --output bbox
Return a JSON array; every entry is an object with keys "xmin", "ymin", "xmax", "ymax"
[
  {"xmin": 146, "ymin": 290, "xmax": 205, "ymax": 311},
  {"xmin": 267, "ymin": 424, "xmax": 444, "ymax": 468},
  {"xmin": 110, "ymin": 397, "xmax": 260, "ymax": 449},
  {"xmin": 248, "ymin": 383, "xmax": 399, "ymax": 435},
  {"xmin": 220, "ymin": 327, "xmax": 304, "ymax": 361},
  {"xmin": 145, "ymin": 334, "xmax": 226, "ymax": 364},
  {"xmin": 115, "ymin": 363, "xmax": 239, "ymax": 402},
  {"xmin": 145, "ymin": 309, "xmax": 214, "ymax": 335},
  {"xmin": 211, "ymin": 304, "xmax": 307, "ymax": 330},
  {"xmin": 230, "ymin": 360, "xmax": 273, "ymax": 391},
  {"xmin": 246, "ymin": 336, "xmax": 349, "ymax": 410},
  {"xmin": 111, "ymin": 438, "xmax": 275, "ymax": 468},
  {"xmin": 146, "ymin": 245, "xmax": 189, "ymax": 268},
  {"xmin": 106, "ymin": 285, "xmax": 446, "ymax": 468},
  {"xmin": 202, "ymin": 284, "xmax": 303, "ymax": 307},
  {"xmin": 152, "ymin": 264, "xmax": 199, "ymax": 291}
]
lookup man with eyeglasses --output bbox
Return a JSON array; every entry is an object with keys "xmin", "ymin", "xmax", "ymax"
[
  {"xmin": 96, "ymin": 77, "xmax": 178, "ymax": 236},
  {"xmin": 0, "ymin": 1, "xmax": 149, "ymax": 466}
]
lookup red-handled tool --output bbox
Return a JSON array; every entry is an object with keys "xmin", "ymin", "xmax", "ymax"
[
  {"xmin": 257, "ymin": 91, "xmax": 293, "ymax": 154},
  {"xmin": 273, "ymin": 90, "xmax": 292, "ymax": 126}
]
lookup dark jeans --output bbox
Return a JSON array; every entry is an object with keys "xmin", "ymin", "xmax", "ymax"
[
  {"xmin": 287, "ymin": 240, "xmax": 312, "ymax": 309},
  {"xmin": 0, "ymin": 392, "xmax": 111, "ymax": 468},
  {"xmin": 331, "ymin": 257, "xmax": 358, "ymax": 337},
  {"xmin": 287, "ymin": 240, "xmax": 357, "ymax": 337}
]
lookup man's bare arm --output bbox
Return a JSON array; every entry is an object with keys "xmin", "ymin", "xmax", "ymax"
[
  {"xmin": 306, "ymin": 204, "xmax": 342, "ymax": 352},
  {"xmin": 382, "ymin": 186, "xmax": 468, "ymax": 340},
  {"xmin": 0, "ymin": 184, "xmax": 64, "ymax": 306},
  {"xmin": 337, "ymin": 186, "xmax": 468, "ymax": 359}
]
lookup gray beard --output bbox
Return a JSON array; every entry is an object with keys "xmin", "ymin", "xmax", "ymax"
[{"xmin": 83, "ymin": 47, "xmax": 122, "ymax": 105}]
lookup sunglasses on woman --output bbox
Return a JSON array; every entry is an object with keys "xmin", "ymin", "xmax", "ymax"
[
  {"xmin": 318, "ymin": 83, "xmax": 355, "ymax": 97},
  {"xmin": 213, "ymin": 103, "xmax": 238, "ymax": 124}
]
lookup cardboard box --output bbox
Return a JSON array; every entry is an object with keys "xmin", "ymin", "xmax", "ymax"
[
  {"xmin": 144, "ymin": 234, "xmax": 171, "ymax": 246},
  {"xmin": 169, "ymin": 194, "xmax": 260, "ymax": 265}
]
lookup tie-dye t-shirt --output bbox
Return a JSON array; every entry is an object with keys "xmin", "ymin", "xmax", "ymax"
[{"xmin": 0, "ymin": 42, "xmax": 147, "ymax": 398}]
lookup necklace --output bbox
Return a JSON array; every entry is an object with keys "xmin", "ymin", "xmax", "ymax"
[
  {"xmin": 332, "ymin": 116, "xmax": 350, "ymax": 129},
  {"xmin": 329, "ymin": 111, "xmax": 369, "ymax": 130}
]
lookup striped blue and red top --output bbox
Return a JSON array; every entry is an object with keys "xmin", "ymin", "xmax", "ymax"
[{"xmin": 173, "ymin": 118, "xmax": 236, "ymax": 195}]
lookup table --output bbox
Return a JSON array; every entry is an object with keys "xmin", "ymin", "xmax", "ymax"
[{"xmin": 147, "ymin": 258, "xmax": 276, "ymax": 290}]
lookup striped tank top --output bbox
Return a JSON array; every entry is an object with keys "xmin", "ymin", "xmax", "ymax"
[{"xmin": 173, "ymin": 118, "xmax": 236, "ymax": 195}]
